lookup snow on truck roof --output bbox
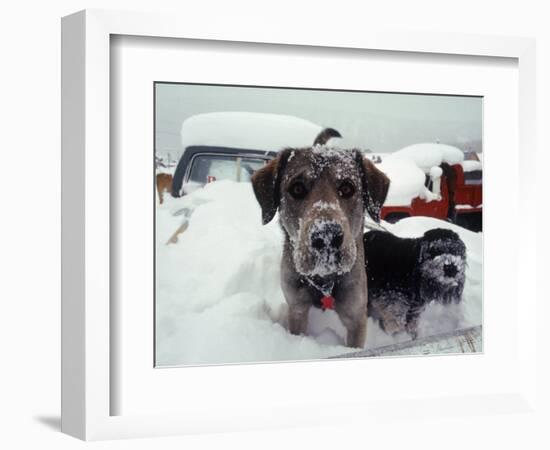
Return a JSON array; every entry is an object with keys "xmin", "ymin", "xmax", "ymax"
[
  {"xmin": 379, "ymin": 143, "xmax": 467, "ymax": 207},
  {"xmin": 391, "ymin": 143, "xmax": 465, "ymax": 172},
  {"xmin": 180, "ymin": 112, "xmax": 323, "ymax": 152},
  {"xmin": 379, "ymin": 157, "xmax": 429, "ymax": 207}
]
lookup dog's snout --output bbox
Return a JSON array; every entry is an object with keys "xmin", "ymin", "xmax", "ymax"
[
  {"xmin": 310, "ymin": 223, "xmax": 344, "ymax": 251},
  {"xmin": 331, "ymin": 232, "xmax": 344, "ymax": 249},
  {"xmin": 443, "ymin": 262, "xmax": 458, "ymax": 278}
]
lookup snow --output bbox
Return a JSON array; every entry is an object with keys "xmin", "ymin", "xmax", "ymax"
[
  {"xmin": 373, "ymin": 143, "xmax": 470, "ymax": 207},
  {"xmin": 311, "ymin": 200, "xmax": 339, "ymax": 212},
  {"xmin": 156, "ymin": 181, "xmax": 482, "ymax": 366},
  {"xmin": 377, "ymin": 156, "xmax": 433, "ymax": 206},
  {"xmin": 293, "ymin": 218, "xmax": 356, "ymax": 278},
  {"xmin": 180, "ymin": 112, "xmax": 323, "ymax": 152},
  {"xmin": 456, "ymin": 204, "xmax": 482, "ymax": 210},
  {"xmin": 430, "ymin": 166, "xmax": 443, "ymax": 178},
  {"xmin": 461, "ymin": 160, "xmax": 483, "ymax": 172},
  {"xmin": 156, "ymin": 166, "xmax": 176, "ymax": 176},
  {"xmin": 392, "ymin": 143, "xmax": 465, "ymax": 172}
]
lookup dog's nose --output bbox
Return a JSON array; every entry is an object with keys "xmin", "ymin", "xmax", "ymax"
[
  {"xmin": 443, "ymin": 263, "xmax": 458, "ymax": 277},
  {"xmin": 311, "ymin": 223, "xmax": 344, "ymax": 251}
]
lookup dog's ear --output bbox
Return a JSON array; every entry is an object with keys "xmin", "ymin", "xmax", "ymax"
[
  {"xmin": 251, "ymin": 149, "xmax": 291, "ymax": 225},
  {"xmin": 355, "ymin": 153, "xmax": 390, "ymax": 222},
  {"xmin": 416, "ymin": 233, "xmax": 432, "ymax": 265}
]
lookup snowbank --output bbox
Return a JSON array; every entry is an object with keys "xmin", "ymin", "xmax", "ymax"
[
  {"xmin": 180, "ymin": 112, "xmax": 323, "ymax": 153},
  {"xmin": 156, "ymin": 181, "xmax": 482, "ymax": 366}
]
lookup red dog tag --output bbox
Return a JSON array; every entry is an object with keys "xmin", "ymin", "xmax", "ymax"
[{"xmin": 321, "ymin": 295, "xmax": 335, "ymax": 311}]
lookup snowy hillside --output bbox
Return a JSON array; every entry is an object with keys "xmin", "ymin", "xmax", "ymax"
[{"xmin": 155, "ymin": 181, "xmax": 482, "ymax": 366}]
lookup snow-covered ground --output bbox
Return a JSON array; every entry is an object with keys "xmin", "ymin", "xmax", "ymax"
[{"xmin": 156, "ymin": 181, "xmax": 482, "ymax": 367}]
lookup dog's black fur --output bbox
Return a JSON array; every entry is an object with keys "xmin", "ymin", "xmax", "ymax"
[{"xmin": 364, "ymin": 228, "xmax": 466, "ymax": 338}]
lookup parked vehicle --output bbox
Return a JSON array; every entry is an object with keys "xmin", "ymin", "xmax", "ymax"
[
  {"xmin": 378, "ymin": 144, "xmax": 482, "ymax": 231},
  {"xmin": 171, "ymin": 146, "xmax": 275, "ymax": 197},
  {"xmin": 170, "ymin": 112, "xmax": 324, "ymax": 198}
]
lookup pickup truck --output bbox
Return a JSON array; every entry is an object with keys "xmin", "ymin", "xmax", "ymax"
[
  {"xmin": 377, "ymin": 143, "xmax": 482, "ymax": 231},
  {"xmin": 169, "ymin": 111, "xmax": 324, "ymax": 197},
  {"xmin": 171, "ymin": 146, "xmax": 276, "ymax": 197}
]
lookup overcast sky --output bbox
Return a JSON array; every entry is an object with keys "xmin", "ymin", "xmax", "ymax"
[{"xmin": 155, "ymin": 83, "xmax": 482, "ymax": 157}]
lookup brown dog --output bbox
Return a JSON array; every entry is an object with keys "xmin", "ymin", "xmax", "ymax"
[
  {"xmin": 252, "ymin": 129, "xmax": 390, "ymax": 348},
  {"xmin": 156, "ymin": 173, "xmax": 173, "ymax": 205}
]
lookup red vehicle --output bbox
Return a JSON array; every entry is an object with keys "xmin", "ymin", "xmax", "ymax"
[
  {"xmin": 373, "ymin": 143, "xmax": 483, "ymax": 231},
  {"xmin": 379, "ymin": 147, "xmax": 482, "ymax": 231}
]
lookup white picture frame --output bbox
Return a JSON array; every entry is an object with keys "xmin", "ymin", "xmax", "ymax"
[{"xmin": 61, "ymin": 9, "xmax": 538, "ymax": 441}]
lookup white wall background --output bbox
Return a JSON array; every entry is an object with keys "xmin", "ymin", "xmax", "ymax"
[{"xmin": 0, "ymin": 1, "xmax": 547, "ymax": 449}]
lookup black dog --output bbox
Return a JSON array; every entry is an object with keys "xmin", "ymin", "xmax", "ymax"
[{"xmin": 363, "ymin": 228, "xmax": 466, "ymax": 338}]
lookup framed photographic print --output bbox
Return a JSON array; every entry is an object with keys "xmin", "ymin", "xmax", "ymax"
[
  {"xmin": 153, "ymin": 83, "xmax": 483, "ymax": 367},
  {"xmin": 61, "ymin": 9, "xmax": 538, "ymax": 441}
]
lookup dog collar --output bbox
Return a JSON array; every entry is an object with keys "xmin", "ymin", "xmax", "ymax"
[{"xmin": 303, "ymin": 277, "xmax": 336, "ymax": 311}]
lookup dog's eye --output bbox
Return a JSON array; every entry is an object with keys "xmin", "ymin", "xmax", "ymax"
[
  {"xmin": 288, "ymin": 181, "xmax": 308, "ymax": 199},
  {"xmin": 338, "ymin": 181, "xmax": 355, "ymax": 198}
]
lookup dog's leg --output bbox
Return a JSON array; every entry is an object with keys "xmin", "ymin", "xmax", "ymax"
[
  {"xmin": 339, "ymin": 312, "xmax": 367, "ymax": 348},
  {"xmin": 336, "ymin": 249, "xmax": 368, "ymax": 348},
  {"xmin": 336, "ymin": 290, "xmax": 367, "ymax": 348},
  {"xmin": 287, "ymin": 304, "xmax": 310, "ymax": 336},
  {"xmin": 405, "ymin": 310, "xmax": 420, "ymax": 340}
]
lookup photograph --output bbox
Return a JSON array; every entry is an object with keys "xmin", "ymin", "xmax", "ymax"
[{"xmin": 154, "ymin": 82, "xmax": 483, "ymax": 367}]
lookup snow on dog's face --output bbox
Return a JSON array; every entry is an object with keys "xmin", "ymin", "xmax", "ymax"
[
  {"xmin": 280, "ymin": 148, "xmax": 363, "ymax": 277},
  {"xmin": 417, "ymin": 229, "xmax": 467, "ymax": 304},
  {"xmin": 252, "ymin": 145, "xmax": 390, "ymax": 278}
]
